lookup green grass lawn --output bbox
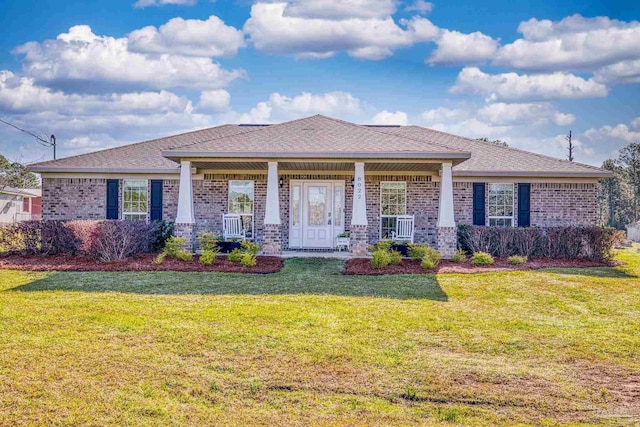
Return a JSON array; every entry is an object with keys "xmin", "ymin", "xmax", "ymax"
[{"xmin": 1, "ymin": 250, "xmax": 639, "ymax": 426}]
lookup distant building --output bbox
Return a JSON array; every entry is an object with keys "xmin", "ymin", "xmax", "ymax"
[{"xmin": 0, "ymin": 187, "xmax": 42, "ymax": 224}]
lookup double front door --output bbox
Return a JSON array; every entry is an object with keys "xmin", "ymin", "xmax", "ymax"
[{"xmin": 289, "ymin": 180, "xmax": 345, "ymax": 249}]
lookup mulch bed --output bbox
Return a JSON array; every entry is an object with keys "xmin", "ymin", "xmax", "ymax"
[
  {"xmin": 0, "ymin": 253, "xmax": 283, "ymax": 274},
  {"xmin": 344, "ymin": 257, "xmax": 615, "ymax": 275}
]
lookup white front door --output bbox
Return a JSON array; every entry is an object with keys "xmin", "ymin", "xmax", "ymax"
[{"xmin": 302, "ymin": 182, "xmax": 333, "ymax": 248}]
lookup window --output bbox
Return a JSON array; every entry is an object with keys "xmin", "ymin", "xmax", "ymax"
[
  {"xmin": 488, "ymin": 183, "xmax": 514, "ymax": 226},
  {"xmin": 291, "ymin": 184, "xmax": 301, "ymax": 226},
  {"xmin": 380, "ymin": 182, "xmax": 407, "ymax": 239},
  {"xmin": 123, "ymin": 180, "xmax": 148, "ymax": 220},
  {"xmin": 229, "ymin": 180, "xmax": 254, "ymax": 239}
]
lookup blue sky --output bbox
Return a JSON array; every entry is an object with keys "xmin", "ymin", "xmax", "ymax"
[{"xmin": 0, "ymin": 0, "xmax": 639, "ymax": 166}]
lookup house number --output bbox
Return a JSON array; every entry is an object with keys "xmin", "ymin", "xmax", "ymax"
[{"xmin": 356, "ymin": 176, "xmax": 363, "ymax": 200}]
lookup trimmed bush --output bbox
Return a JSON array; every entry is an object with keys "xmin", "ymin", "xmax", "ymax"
[
  {"xmin": 422, "ymin": 247, "xmax": 442, "ymax": 267},
  {"xmin": 164, "ymin": 236, "xmax": 186, "ymax": 258},
  {"xmin": 89, "ymin": 221, "xmax": 156, "ymax": 262},
  {"xmin": 240, "ymin": 252, "xmax": 257, "ymax": 267},
  {"xmin": 389, "ymin": 250, "xmax": 402, "ymax": 265},
  {"xmin": 371, "ymin": 249, "xmax": 391, "ymax": 269},
  {"xmin": 471, "ymin": 252, "xmax": 494, "ymax": 266},
  {"xmin": 508, "ymin": 255, "xmax": 528, "ymax": 265},
  {"xmin": 451, "ymin": 249, "xmax": 466, "ymax": 263},
  {"xmin": 228, "ymin": 248, "xmax": 243, "ymax": 262},
  {"xmin": 175, "ymin": 250, "xmax": 193, "ymax": 262},
  {"xmin": 420, "ymin": 257, "xmax": 436, "ymax": 270},
  {"xmin": 199, "ymin": 249, "xmax": 218, "ymax": 265},
  {"xmin": 154, "ymin": 252, "xmax": 167, "ymax": 265},
  {"xmin": 372, "ymin": 240, "xmax": 393, "ymax": 252},
  {"xmin": 197, "ymin": 232, "xmax": 218, "ymax": 252},
  {"xmin": 458, "ymin": 225, "xmax": 621, "ymax": 262},
  {"xmin": 149, "ymin": 221, "xmax": 174, "ymax": 252},
  {"xmin": 407, "ymin": 243, "xmax": 429, "ymax": 261},
  {"xmin": 241, "ymin": 240, "xmax": 262, "ymax": 256}
]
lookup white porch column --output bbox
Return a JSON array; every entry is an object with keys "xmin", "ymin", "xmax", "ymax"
[
  {"xmin": 351, "ymin": 162, "xmax": 368, "ymax": 226},
  {"xmin": 263, "ymin": 161, "xmax": 282, "ymax": 255},
  {"xmin": 350, "ymin": 162, "xmax": 368, "ymax": 256},
  {"xmin": 438, "ymin": 162, "xmax": 455, "ymax": 227},
  {"xmin": 264, "ymin": 161, "xmax": 281, "ymax": 225},
  {"xmin": 437, "ymin": 162, "xmax": 457, "ymax": 258},
  {"xmin": 176, "ymin": 160, "xmax": 195, "ymax": 224}
]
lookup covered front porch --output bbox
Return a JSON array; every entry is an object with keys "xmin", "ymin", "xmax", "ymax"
[{"xmin": 168, "ymin": 157, "xmax": 463, "ymax": 258}]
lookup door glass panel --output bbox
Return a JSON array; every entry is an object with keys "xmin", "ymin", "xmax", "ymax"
[
  {"xmin": 308, "ymin": 186, "xmax": 327, "ymax": 226},
  {"xmin": 292, "ymin": 185, "xmax": 301, "ymax": 226},
  {"xmin": 333, "ymin": 185, "xmax": 343, "ymax": 227}
]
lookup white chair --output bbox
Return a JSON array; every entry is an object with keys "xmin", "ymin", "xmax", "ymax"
[
  {"xmin": 391, "ymin": 215, "xmax": 415, "ymax": 243},
  {"xmin": 222, "ymin": 214, "xmax": 246, "ymax": 240}
]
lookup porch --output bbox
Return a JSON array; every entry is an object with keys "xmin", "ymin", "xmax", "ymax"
[{"xmin": 170, "ymin": 157, "xmax": 462, "ymax": 258}]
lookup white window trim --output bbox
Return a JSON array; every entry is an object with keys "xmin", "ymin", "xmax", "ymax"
[
  {"xmin": 379, "ymin": 181, "xmax": 407, "ymax": 239},
  {"xmin": 228, "ymin": 180, "xmax": 255, "ymax": 240},
  {"xmin": 487, "ymin": 183, "xmax": 515, "ymax": 227},
  {"xmin": 122, "ymin": 179, "xmax": 149, "ymax": 221}
]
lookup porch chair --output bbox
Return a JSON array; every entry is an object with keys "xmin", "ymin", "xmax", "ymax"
[
  {"xmin": 391, "ymin": 215, "xmax": 415, "ymax": 244},
  {"xmin": 222, "ymin": 214, "xmax": 246, "ymax": 240}
]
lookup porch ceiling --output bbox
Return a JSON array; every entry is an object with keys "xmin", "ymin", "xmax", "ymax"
[{"xmin": 191, "ymin": 160, "xmax": 446, "ymax": 173}]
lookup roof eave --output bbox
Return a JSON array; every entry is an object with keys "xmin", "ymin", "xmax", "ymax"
[
  {"xmin": 29, "ymin": 166, "xmax": 180, "ymax": 174},
  {"xmin": 453, "ymin": 170, "xmax": 612, "ymax": 178},
  {"xmin": 161, "ymin": 150, "xmax": 472, "ymax": 161}
]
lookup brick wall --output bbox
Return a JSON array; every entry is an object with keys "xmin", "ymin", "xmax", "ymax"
[
  {"xmin": 42, "ymin": 178, "xmax": 108, "ymax": 220},
  {"xmin": 530, "ymin": 182, "xmax": 598, "ymax": 226}
]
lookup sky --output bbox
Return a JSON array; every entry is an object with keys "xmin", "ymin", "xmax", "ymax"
[{"xmin": 0, "ymin": 0, "xmax": 639, "ymax": 167}]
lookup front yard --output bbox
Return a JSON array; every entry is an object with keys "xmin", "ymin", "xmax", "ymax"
[{"xmin": 1, "ymin": 249, "xmax": 639, "ymax": 425}]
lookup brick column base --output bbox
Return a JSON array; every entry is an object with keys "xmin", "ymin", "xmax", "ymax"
[
  {"xmin": 174, "ymin": 223, "xmax": 195, "ymax": 253},
  {"xmin": 437, "ymin": 226, "xmax": 457, "ymax": 259},
  {"xmin": 350, "ymin": 224, "xmax": 368, "ymax": 256},
  {"xmin": 262, "ymin": 223, "xmax": 282, "ymax": 255}
]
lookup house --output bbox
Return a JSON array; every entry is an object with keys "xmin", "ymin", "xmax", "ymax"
[
  {"xmin": 29, "ymin": 115, "xmax": 610, "ymax": 257},
  {"xmin": 0, "ymin": 187, "xmax": 42, "ymax": 224}
]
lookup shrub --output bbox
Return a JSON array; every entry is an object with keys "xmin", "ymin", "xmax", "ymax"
[
  {"xmin": 372, "ymin": 240, "xmax": 393, "ymax": 252},
  {"xmin": 389, "ymin": 250, "xmax": 402, "ymax": 265},
  {"xmin": 154, "ymin": 252, "xmax": 166, "ymax": 265},
  {"xmin": 420, "ymin": 257, "xmax": 436, "ymax": 270},
  {"xmin": 89, "ymin": 221, "xmax": 155, "ymax": 262},
  {"xmin": 175, "ymin": 250, "xmax": 193, "ymax": 262},
  {"xmin": 228, "ymin": 248, "xmax": 243, "ymax": 262},
  {"xmin": 240, "ymin": 252, "xmax": 257, "ymax": 267},
  {"xmin": 199, "ymin": 249, "xmax": 218, "ymax": 265},
  {"xmin": 508, "ymin": 255, "xmax": 528, "ymax": 265},
  {"xmin": 164, "ymin": 236, "xmax": 187, "ymax": 258},
  {"xmin": 241, "ymin": 240, "xmax": 262, "ymax": 256},
  {"xmin": 471, "ymin": 251, "xmax": 494, "ymax": 266},
  {"xmin": 423, "ymin": 247, "xmax": 442, "ymax": 267},
  {"xmin": 407, "ymin": 243, "xmax": 429, "ymax": 261},
  {"xmin": 149, "ymin": 221, "xmax": 174, "ymax": 252},
  {"xmin": 451, "ymin": 249, "xmax": 467, "ymax": 263},
  {"xmin": 197, "ymin": 232, "xmax": 218, "ymax": 252},
  {"xmin": 371, "ymin": 249, "xmax": 391, "ymax": 269}
]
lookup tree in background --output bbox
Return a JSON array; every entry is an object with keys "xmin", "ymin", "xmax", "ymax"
[
  {"xmin": 0, "ymin": 155, "xmax": 40, "ymax": 189},
  {"xmin": 476, "ymin": 137, "xmax": 508, "ymax": 147},
  {"xmin": 616, "ymin": 143, "xmax": 640, "ymax": 221},
  {"xmin": 599, "ymin": 143, "xmax": 640, "ymax": 228}
]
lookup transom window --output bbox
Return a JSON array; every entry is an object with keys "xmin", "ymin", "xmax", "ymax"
[
  {"xmin": 228, "ymin": 180, "xmax": 254, "ymax": 239},
  {"xmin": 488, "ymin": 183, "xmax": 514, "ymax": 227},
  {"xmin": 123, "ymin": 180, "xmax": 148, "ymax": 220},
  {"xmin": 380, "ymin": 182, "xmax": 407, "ymax": 239}
]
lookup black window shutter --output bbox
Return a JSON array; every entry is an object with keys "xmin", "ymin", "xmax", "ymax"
[
  {"xmin": 472, "ymin": 183, "xmax": 486, "ymax": 226},
  {"xmin": 517, "ymin": 183, "xmax": 531, "ymax": 227},
  {"xmin": 106, "ymin": 179, "xmax": 119, "ymax": 219},
  {"xmin": 150, "ymin": 180, "xmax": 163, "ymax": 221}
]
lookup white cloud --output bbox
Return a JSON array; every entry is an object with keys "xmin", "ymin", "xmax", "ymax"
[
  {"xmin": 197, "ymin": 90, "xmax": 231, "ymax": 113},
  {"xmin": 238, "ymin": 91, "xmax": 362, "ymax": 123},
  {"xmin": 494, "ymin": 15, "xmax": 640, "ymax": 72},
  {"xmin": 594, "ymin": 59, "xmax": 640, "ymax": 85},
  {"xmin": 133, "ymin": 0, "xmax": 196, "ymax": 8},
  {"xmin": 128, "ymin": 16, "xmax": 245, "ymax": 57},
  {"xmin": 631, "ymin": 118, "xmax": 640, "ymax": 130},
  {"xmin": 428, "ymin": 30, "xmax": 499, "ymax": 65},
  {"xmin": 405, "ymin": 0, "xmax": 434, "ymax": 13},
  {"xmin": 584, "ymin": 119, "xmax": 640, "ymax": 144},
  {"xmin": 477, "ymin": 102, "xmax": 574, "ymax": 126},
  {"xmin": 283, "ymin": 0, "xmax": 397, "ymax": 20},
  {"xmin": 243, "ymin": 3, "xmax": 436, "ymax": 60},
  {"xmin": 553, "ymin": 112, "xmax": 575, "ymax": 126},
  {"xmin": 450, "ymin": 67, "xmax": 608, "ymax": 102},
  {"xmin": 13, "ymin": 25, "xmax": 244, "ymax": 92},
  {"xmin": 371, "ymin": 110, "xmax": 408, "ymax": 125}
]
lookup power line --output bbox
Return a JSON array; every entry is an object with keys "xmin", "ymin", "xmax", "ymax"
[{"xmin": 0, "ymin": 118, "xmax": 57, "ymax": 159}]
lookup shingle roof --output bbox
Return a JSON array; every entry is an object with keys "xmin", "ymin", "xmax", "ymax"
[
  {"xmin": 162, "ymin": 115, "xmax": 470, "ymax": 160},
  {"xmin": 377, "ymin": 125, "xmax": 610, "ymax": 177},
  {"xmin": 29, "ymin": 114, "xmax": 609, "ymax": 178},
  {"xmin": 29, "ymin": 125, "xmax": 252, "ymax": 173}
]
